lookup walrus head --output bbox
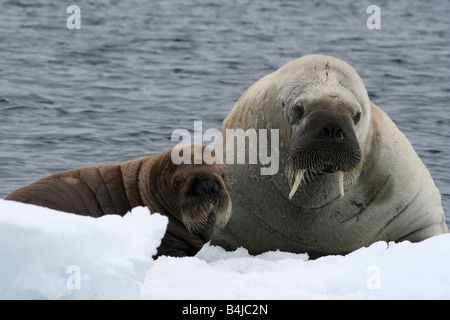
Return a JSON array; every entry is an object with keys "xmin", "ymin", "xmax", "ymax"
[
  {"xmin": 221, "ymin": 55, "xmax": 371, "ymax": 201},
  {"xmin": 171, "ymin": 157, "xmax": 232, "ymax": 240},
  {"xmin": 285, "ymin": 96, "xmax": 363, "ymax": 198},
  {"xmin": 145, "ymin": 144, "xmax": 232, "ymax": 246},
  {"xmin": 277, "ymin": 56, "xmax": 371, "ymax": 199}
]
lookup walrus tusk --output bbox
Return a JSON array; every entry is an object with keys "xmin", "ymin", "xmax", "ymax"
[
  {"xmin": 289, "ymin": 170, "xmax": 305, "ymax": 200},
  {"xmin": 338, "ymin": 171, "xmax": 345, "ymax": 197}
]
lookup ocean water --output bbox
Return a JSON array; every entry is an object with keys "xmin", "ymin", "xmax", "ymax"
[{"xmin": 0, "ymin": 0, "xmax": 448, "ymax": 224}]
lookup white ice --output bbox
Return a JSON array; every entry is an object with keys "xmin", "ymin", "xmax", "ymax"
[{"xmin": 0, "ymin": 199, "xmax": 449, "ymax": 300}]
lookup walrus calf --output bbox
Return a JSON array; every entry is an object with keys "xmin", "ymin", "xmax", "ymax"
[
  {"xmin": 212, "ymin": 54, "xmax": 448, "ymax": 258},
  {"xmin": 6, "ymin": 145, "xmax": 232, "ymax": 258}
]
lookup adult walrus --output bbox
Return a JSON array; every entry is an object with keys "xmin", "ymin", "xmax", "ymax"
[
  {"xmin": 6, "ymin": 145, "xmax": 232, "ymax": 257},
  {"xmin": 212, "ymin": 54, "xmax": 448, "ymax": 258}
]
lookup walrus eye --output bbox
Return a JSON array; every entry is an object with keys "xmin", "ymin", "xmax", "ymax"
[
  {"xmin": 174, "ymin": 179, "xmax": 182, "ymax": 188},
  {"xmin": 354, "ymin": 111, "xmax": 361, "ymax": 125},
  {"xmin": 293, "ymin": 103, "xmax": 305, "ymax": 121}
]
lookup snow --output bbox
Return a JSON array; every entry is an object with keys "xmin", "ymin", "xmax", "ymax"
[
  {"xmin": 0, "ymin": 199, "xmax": 167, "ymax": 299},
  {"xmin": 1, "ymin": 198, "xmax": 449, "ymax": 300}
]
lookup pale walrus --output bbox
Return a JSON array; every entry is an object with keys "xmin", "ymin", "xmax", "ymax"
[
  {"xmin": 212, "ymin": 54, "xmax": 448, "ymax": 258},
  {"xmin": 6, "ymin": 145, "xmax": 232, "ymax": 258}
]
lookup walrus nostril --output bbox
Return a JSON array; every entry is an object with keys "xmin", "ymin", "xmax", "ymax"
[
  {"xmin": 195, "ymin": 180, "xmax": 219, "ymax": 196},
  {"xmin": 322, "ymin": 127, "xmax": 331, "ymax": 138},
  {"xmin": 335, "ymin": 129, "xmax": 345, "ymax": 140},
  {"xmin": 321, "ymin": 126, "xmax": 345, "ymax": 140}
]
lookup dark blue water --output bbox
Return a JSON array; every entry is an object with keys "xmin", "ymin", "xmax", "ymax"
[{"xmin": 0, "ymin": 0, "xmax": 449, "ymax": 225}]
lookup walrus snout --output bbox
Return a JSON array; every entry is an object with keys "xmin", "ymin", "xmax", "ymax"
[
  {"xmin": 306, "ymin": 111, "xmax": 357, "ymax": 145},
  {"xmin": 194, "ymin": 179, "xmax": 220, "ymax": 196},
  {"xmin": 288, "ymin": 110, "xmax": 361, "ymax": 175},
  {"xmin": 320, "ymin": 122, "xmax": 345, "ymax": 141},
  {"xmin": 178, "ymin": 168, "xmax": 232, "ymax": 237}
]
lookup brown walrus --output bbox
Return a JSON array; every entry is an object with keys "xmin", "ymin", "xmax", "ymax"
[{"xmin": 6, "ymin": 145, "xmax": 232, "ymax": 258}]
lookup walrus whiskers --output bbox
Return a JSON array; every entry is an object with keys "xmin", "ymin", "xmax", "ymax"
[{"xmin": 181, "ymin": 197, "xmax": 232, "ymax": 235}]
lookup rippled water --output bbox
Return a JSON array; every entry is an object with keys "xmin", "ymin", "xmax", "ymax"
[{"xmin": 0, "ymin": 0, "xmax": 449, "ymax": 224}]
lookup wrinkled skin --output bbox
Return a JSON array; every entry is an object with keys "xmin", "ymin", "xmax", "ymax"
[
  {"xmin": 7, "ymin": 145, "xmax": 232, "ymax": 258},
  {"xmin": 212, "ymin": 55, "xmax": 448, "ymax": 258}
]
